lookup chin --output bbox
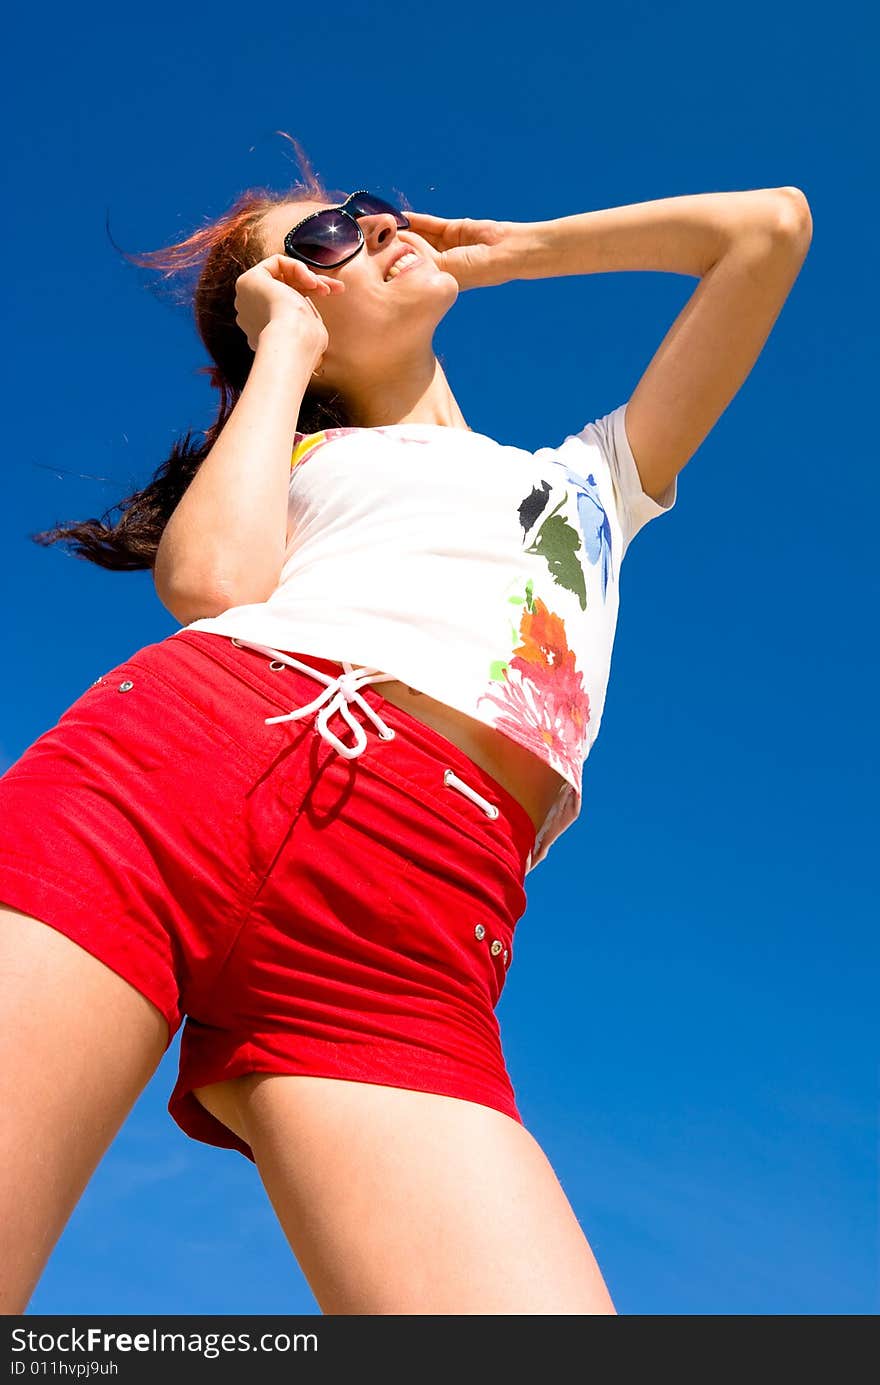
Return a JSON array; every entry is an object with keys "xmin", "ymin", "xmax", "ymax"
[
  {"xmin": 434, "ymin": 270, "xmax": 460, "ymax": 305},
  {"xmin": 402, "ymin": 275, "xmax": 459, "ymax": 322}
]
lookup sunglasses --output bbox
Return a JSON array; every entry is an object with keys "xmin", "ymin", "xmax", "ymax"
[{"xmin": 283, "ymin": 190, "xmax": 411, "ymax": 269}]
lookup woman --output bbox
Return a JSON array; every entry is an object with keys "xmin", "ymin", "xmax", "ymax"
[{"xmin": 0, "ymin": 141, "xmax": 811, "ymax": 1314}]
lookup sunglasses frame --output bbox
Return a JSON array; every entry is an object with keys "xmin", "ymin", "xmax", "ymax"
[{"xmin": 283, "ymin": 190, "xmax": 411, "ymax": 269}]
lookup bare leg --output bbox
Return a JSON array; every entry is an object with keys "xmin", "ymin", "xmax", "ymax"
[
  {"xmin": 211, "ymin": 1072, "xmax": 617, "ymax": 1315},
  {"xmin": 0, "ymin": 904, "xmax": 170, "ymax": 1312}
]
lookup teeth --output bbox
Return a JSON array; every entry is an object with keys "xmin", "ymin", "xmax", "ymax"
[{"xmin": 385, "ymin": 251, "xmax": 419, "ymax": 281}]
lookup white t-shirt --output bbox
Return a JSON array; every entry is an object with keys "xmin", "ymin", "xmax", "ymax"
[{"xmin": 179, "ymin": 404, "xmax": 677, "ymax": 871}]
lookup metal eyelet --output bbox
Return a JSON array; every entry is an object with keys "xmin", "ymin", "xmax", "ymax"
[
  {"xmin": 230, "ymin": 638, "xmax": 244, "ymax": 647},
  {"xmin": 485, "ymin": 804, "xmax": 500, "ymax": 819},
  {"xmin": 474, "ymin": 924, "xmax": 486, "ymax": 941},
  {"xmin": 268, "ymin": 661, "xmax": 287, "ymax": 671},
  {"xmin": 378, "ymin": 728, "xmax": 396, "ymax": 740},
  {"xmin": 490, "ymin": 940, "xmax": 503, "ymax": 957},
  {"xmin": 502, "ymin": 948, "xmax": 509, "ymax": 965},
  {"xmin": 118, "ymin": 681, "xmax": 134, "ymax": 692}
]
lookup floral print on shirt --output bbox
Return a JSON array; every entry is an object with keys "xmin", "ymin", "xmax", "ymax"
[
  {"xmin": 544, "ymin": 454, "xmax": 614, "ymax": 599},
  {"xmin": 477, "ymin": 576, "xmax": 591, "ymax": 781},
  {"xmin": 476, "ymin": 463, "xmax": 611, "ymax": 779},
  {"xmin": 518, "ymin": 482, "xmax": 587, "ymax": 611},
  {"xmin": 517, "ymin": 460, "xmax": 613, "ymax": 609}
]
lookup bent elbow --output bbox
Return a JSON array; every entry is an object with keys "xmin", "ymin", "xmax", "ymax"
[{"xmin": 772, "ymin": 186, "xmax": 813, "ymax": 247}]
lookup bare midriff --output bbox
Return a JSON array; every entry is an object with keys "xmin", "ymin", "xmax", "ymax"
[{"xmin": 371, "ymin": 677, "xmax": 566, "ymax": 841}]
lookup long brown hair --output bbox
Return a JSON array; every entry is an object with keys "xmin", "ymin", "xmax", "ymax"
[{"xmin": 30, "ymin": 136, "xmax": 358, "ymax": 571}]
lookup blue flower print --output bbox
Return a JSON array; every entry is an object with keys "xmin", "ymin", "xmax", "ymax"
[{"xmin": 546, "ymin": 459, "xmax": 612, "ymax": 599}]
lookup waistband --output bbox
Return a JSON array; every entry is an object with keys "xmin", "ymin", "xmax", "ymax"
[
  {"xmin": 170, "ymin": 631, "xmax": 536, "ymax": 873},
  {"xmin": 228, "ymin": 637, "xmax": 401, "ymax": 760}
]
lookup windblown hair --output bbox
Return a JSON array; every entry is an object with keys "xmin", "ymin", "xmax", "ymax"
[{"xmin": 30, "ymin": 135, "xmax": 360, "ymax": 571}]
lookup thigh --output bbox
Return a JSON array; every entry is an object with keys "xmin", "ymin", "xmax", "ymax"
[
  {"xmin": 233, "ymin": 1072, "xmax": 617, "ymax": 1315},
  {"xmin": 0, "ymin": 904, "xmax": 169, "ymax": 1313}
]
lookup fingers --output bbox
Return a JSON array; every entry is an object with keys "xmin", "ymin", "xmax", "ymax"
[
  {"xmin": 267, "ymin": 253, "xmax": 345, "ymax": 296},
  {"xmin": 404, "ymin": 211, "xmax": 447, "ymax": 229},
  {"xmin": 401, "ymin": 211, "xmax": 460, "ymax": 251}
]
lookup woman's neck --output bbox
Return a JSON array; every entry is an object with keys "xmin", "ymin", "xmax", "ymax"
[{"xmin": 344, "ymin": 354, "xmax": 470, "ymax": 431}]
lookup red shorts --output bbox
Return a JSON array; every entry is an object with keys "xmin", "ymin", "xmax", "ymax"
[{"xmin": 0, "ymin": 629, "xmax": 536, "ymax": 1162}]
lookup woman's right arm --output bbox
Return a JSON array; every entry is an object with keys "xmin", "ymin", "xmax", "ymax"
[{"xmin": 153, "ymin": 254, "xmax": 340, "ymax": 625}]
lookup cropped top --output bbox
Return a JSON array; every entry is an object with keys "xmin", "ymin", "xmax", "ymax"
[{"xmin": 178, "ymin": 404, "xmax": 678, "ymax": 871}]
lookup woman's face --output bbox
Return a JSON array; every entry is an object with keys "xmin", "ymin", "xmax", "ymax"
[{"xmin": 258, "ymin": 197, "xmax": 459, "ymax": 395}]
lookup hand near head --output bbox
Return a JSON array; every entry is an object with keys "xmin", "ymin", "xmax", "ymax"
[
  {"xmin": 233, "ymin": 254, "xmax": 345, "ymax": 368},
  {"xmin": 405, "ymin": 212, "xmax": 516, "ymax": 291}
]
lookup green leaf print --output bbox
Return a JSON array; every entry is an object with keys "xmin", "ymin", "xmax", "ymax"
[
  {"xmin": 505, "ymin": 580, "xmax": 537, "ymax": 640},
  {"xmin": 524, "ymin": 499, "xmax": 587, "ymax": 611},
  {"xmin": 489, "ymin": 577, "xmax": 535, "ymax": 682}
]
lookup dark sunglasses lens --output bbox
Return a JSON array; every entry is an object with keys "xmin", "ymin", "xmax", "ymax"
[
  {"xmin": 288, "ymin": 209, "xmax": 360, "ymax": 265},
  {"xmin": 346, "ymin": 192, "xmax": 409, "ymax": 227}
]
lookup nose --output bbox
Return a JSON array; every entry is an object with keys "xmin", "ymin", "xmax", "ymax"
[{"xmin": 360, "ymin": 212, "xmax": 401, "ymax": 250}]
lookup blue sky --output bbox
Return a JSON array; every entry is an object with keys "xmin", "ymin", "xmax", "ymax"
[{"xmin": 3, "ymin": 0, "xmax": 875, "ymax": 1316}]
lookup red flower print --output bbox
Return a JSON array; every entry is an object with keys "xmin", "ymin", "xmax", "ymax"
[{"xmin": 478, "ymin": 596, "xmax": 590, "ymax": 779}]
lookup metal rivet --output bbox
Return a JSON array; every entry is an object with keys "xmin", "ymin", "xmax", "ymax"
[
  {"xmin": 118, "ymin": 681, "xmax": 134, "ymax": 692},
  {"xmin": 268, "ymin": 661, "xmax": 286, "ymax": 671},
  {"xmin": 490, "ymin": 940, "xmax": 503, "ymax": 957},
  {"xmin": 474, "ymin": 924, "xmax": 486, "ymax": 941}
]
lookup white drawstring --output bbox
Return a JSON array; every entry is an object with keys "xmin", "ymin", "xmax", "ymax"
[
  {"xmin": 229, "ymin": 638, "xmax": 399, "ymax": 760},
  {"xmin": 443, "ymin": 767, "xmax": 500, "ymax": 819},
  {"xmin": 227, "ymin": 638, "xmax": 502, "ymax": 824}
]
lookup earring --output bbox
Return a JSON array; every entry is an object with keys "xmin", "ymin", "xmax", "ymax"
[{"xmin": 311, "ymin": 367, "xmax": 324, "ymax": 380}]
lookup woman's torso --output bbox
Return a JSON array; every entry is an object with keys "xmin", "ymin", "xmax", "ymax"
[{"xmin": 182, "ymin": 414, "xmax": 664, "ymax": 844}]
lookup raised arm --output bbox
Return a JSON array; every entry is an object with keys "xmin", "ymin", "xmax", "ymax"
[
  {"xmin": 152, "ymin": 253, "xmax": 336, "ymax": 625},
  {"xmin": 504, "ymin": 187, "xmax": 813, "ymax": 500}
]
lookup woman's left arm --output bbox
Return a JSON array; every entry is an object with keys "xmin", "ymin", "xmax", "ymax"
[{"xmin": 408, "ymin": 187, "xmax": 813, "ymax": 500}]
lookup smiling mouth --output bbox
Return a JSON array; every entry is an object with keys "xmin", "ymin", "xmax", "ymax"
[{"xmin": 384, "ymin": 251, "xmax": 422, "ymax": 282}]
